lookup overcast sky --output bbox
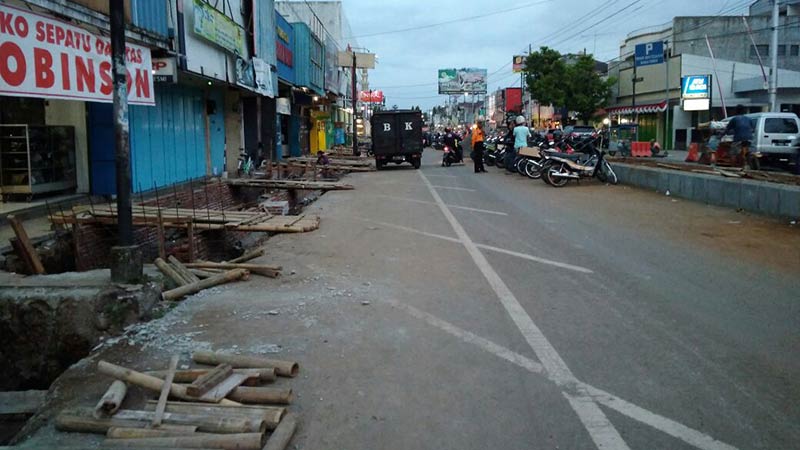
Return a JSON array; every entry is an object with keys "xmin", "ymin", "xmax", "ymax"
[{"xmin": 335, "ymin": 0, "xmax": 752, "ymax": 110}]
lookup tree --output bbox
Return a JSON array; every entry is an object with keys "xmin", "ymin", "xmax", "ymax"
[
  {"xmin": 524, "ymin": 47, "xmax": 615, "ymax": 123},
  {"xmin": 524, "ymin": 46, "xmax": 566, "ymax": 111},
  {"xmin": 564, "ymin": 54, "xmax": 615, "ymax": 122}
]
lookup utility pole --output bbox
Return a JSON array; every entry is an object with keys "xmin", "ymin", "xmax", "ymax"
[
  {"xmin": 664, "ymin": 40, "xmax": 670, "ymax": 149},
  {"xmin": 109, "ymin": 0, "xmax": 141, "ymax": 283},
  {"xmin": 632, "ymin": 63, "xmax": 638, "ymax": 141},
  {"xmin": 769, "ymin": 0, "xmax": 779, "ymax": 111},
  {"xmin": 351, "ymin": 51, "xmax": 358, "ymax": 156}
]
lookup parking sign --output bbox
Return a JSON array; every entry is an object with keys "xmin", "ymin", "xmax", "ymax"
[{"xmin": 634, "ymin": 41, "xmax": 664, "ymax": 67}]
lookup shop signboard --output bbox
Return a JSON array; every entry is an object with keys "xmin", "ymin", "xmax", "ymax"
[
  {"xmin": 512, "ymin": 55, "xmax": 525, "ymax": 73},
  {"xmin": 438, "ymin": 68, "xmax": 487, "ymax": 94},
  {"xmin": 152, "ymin": 57, "xmax": 177, "ymax": 83},
  {"xmin": 193, "ymin": 0, "xmax": 246, "ymax": 56},
  {"xmin": 0, "ymin": 3, "xmax": 155, "ymax": 105},
  {"xmin": 253, "ymin": 58, "xmax": 274, "ymax": 98},
  {"xmin": 276, "ymin": 98, "xmax": 291, "ymax": 115},
  {"xmin": 681, "ymin": 75, "xmax": 711, "ymax": 99},
  {"xmin": 235, "ymin": 57, "xmax": 255, "ymax": 90},
  {"xmin": 359, "ymin": 90, "xmax": 384, "ymax": 103}
]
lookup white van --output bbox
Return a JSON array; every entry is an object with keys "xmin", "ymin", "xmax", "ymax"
[{"xmin": 722, "ymin": 112, "xmax": 799, "ymax": 170}]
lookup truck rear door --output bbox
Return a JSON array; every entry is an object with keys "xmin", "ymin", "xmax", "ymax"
[
  {"xmin": 396, "ymin": 112, "xmax": 422, "ymax": 155},
  {"xmin": 371, "ymin": 114, "xmax": 398, "ymax": 156}
]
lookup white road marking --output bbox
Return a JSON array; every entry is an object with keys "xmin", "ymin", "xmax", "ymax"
[
  {"xmin": 475, "ymin": 243, "xmax": 594, "ymax": 274},
  {"xmin": 431, "ymin": 185, "xmax": 476, "ymax": 192},
  {"xmin": 388, "ymin": 300, "xmax": 740, "ymax": 450},
  {"xmin": 386, "ymin": 299, "xmax": 545, "ymax": 375},
  {"xmin": 360, "ymin": 218, "xmax": 593, "ymax": 274},
  {"xmin": 417, "ymin": 171, "xmax": 631, "ymax": 450},
  {"xmin": 423, "ymin": 173, "xmax": 458, "ymax": 178},
  {"xmin": 373, "ymin": 194, "xmax": 508, "ymax": 216}
]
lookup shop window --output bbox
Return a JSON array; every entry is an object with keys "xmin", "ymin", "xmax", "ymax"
[
  {"xmin": 750, "ymin": 44, "xmax": 768, "ymax": 57},
  {"xmin": 791, "ymin": 45, "xmax": 799, "ymax": 56},
  {"xmin": 777, "ymin": 45, "xmax": 786, "ymax": 57},
  {"xmin": 0, "ymin": 97, "xmax": 45, "ymax": 125}
]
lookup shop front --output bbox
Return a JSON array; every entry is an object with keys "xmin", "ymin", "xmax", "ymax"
[{"xmin": 0, "ymin": 4, "xmax": 155, "ymax": 202}]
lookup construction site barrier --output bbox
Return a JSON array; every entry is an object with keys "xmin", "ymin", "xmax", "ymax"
[{"xmin": 630, "ymin": 141, "xmax": 652, "ymax": 157}]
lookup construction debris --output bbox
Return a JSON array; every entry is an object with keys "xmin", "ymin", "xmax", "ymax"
[
  {"xmin": 183, "ymin": 261, "xmax": 281, "ymax": 278},
  {"xmin": 94, "ymin": 381, "xmax": 127, "ymax": 418},
  {"xmin": 161, "ymin": 268, "xmax": 249, "ymax": 301},
  {"xmin": 0, "ymin": 390, "xmax": 47, "ymax": 415},
  {"xmin": 55, "ymin": 353, "xmax": 301, "ymax": 449},
  {"xmin": 191, "ymin": 351, "xmax": 299, "ymax": 378}
]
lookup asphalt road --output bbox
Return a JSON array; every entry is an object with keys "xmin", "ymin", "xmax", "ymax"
[{"xmin": 20, "ymin": 148, "xmax": 799, "ymax": 449}]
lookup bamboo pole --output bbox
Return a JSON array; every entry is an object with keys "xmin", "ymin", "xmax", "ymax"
[
  {"xmin": 104, "ymin": 432, "xmax": 263, "ymax": 450},
  {"xmin": 143, "ymin": 401, "xmax": 284, "ymax": 431},
  {"xmin": 111, "ymin": 409, "xmax": 263, "ymax": 434},
  {"xmin": 94, "ymin": 380, "xmax": 127, "ymax": 418},
  {"xmin": 106, "ymin": 427, "xmax": 199, "ymax": 438},
  {"xmin": 169, "ymin": 255, "xmax": 201, "ymax": 284},
  {"xmin": 227, "ymin": 387, "xmax": 293, "ymax": 405},
  {"xmin": 161, "ymin": 269, "xmax": 249, "ymax": 301},
  {"xmin": 226, "ymin": 249, "xmax": 265, "ymax": 264},
  {"xmin": 146, "ymin": 368, "xmax": 276, "ymax": 384},
  {"xmin": 188, "ymin": 268, "xmax": 225, "ymax": 279},
  {"xmin": 262, "ymin": 413, "xmax": 298, "ymax": 450},
  {"xmin": 155, "ymin": 258, "xmax": 189, "ymax": 286},
  {"xmin": 55, "ymin": 414, "xmax": 195, "ymax": 435},
  {"xmin": 182, "ymin": 262, "xmax": 280, "ymax": 278},
  {"xmin": 96, "ymin": 361, "xmax": 239, "ymax": 405},
  {"xmin": 191, "ymin": 351, "xmax": 299, "ymax": 378}
]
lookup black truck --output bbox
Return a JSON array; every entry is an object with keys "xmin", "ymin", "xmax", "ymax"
[{"xmin": 370, "ymin": 110, "xmax": 423, "ymax": 170}]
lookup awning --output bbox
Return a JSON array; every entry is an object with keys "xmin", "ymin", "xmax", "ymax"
[{"xmin": 605, "ymin": 101, "xmax": 667, "ymax": 115}]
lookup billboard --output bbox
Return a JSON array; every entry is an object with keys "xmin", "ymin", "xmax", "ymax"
[
  {"xmin": 512, "ymin": 55, "xmax": 525, "ymax": 73},
  {"xmin": 359, "ymin": 90, "xmax": 384, "ymax": 103},
  {"xmin": 438, "ymin": 68, "xmax": 487, "ymax": 94},
  {"xmin": 0, "ymin": 3, "xmax": 154, "ymax": 105}
]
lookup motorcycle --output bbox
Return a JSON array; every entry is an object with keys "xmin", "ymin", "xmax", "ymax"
[
  {"xmin": 442, "ymin": 144, "xmax": 463, "ymax": 167},
  {"xmin": 541, "ymin": 141, "xmax": 619, "ymax": 187}
]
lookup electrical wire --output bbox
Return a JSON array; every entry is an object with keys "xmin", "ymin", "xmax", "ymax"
[{"xmin": 346, "ymin": 0, "xmax": 557, "ymax": 40}]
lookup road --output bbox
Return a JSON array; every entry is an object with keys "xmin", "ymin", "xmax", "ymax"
[{"xmin": 22, "ymin": 149, "xmax": 799, "ymax": 449}]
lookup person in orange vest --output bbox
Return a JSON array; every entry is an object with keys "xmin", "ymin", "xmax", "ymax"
[{"xmin": 471, "ymin": 120, "xmax": 486, "ymax": 173}]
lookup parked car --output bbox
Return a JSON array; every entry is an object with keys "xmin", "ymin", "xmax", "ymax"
[{"xmin": 722, "ymin": 112, "xmax": 800, "ymax": 173}]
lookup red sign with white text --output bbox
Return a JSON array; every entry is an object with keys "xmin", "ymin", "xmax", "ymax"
[
  {"xmin": 358, "ymin": 90, "xmax": 383, "ymax": 103},
  {"xmin": 0, "ymin": 4, "xmax": 155, "ymax": 106}
]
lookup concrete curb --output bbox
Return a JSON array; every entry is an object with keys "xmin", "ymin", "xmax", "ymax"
[{"xmin": 611, "ymin": 163, "xmax": 800, "ymax": 219}]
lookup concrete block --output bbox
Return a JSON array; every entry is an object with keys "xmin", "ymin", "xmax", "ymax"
[
  {"xmin": 778, "ymin": 185, "xmax": 800, "ymax": 218},
  {"xmin": 657, "ymin": 171, "xmax": 671, "ymax": 193},
  {"xmin": 721, "ymin": 182, "xmax": 742, "ymax": 209},
  {"xmin": 704, "ymin": 178, "xmax": 726, "ymax": 205},
  {"xmin": 668, "ymin": 172, "xmax": 683, "ymax": 197},
  {"xmin": 110, "ymin": 245, "xmax": 143, "ymax": 284},
  {"xmin": 757, "ymin": 184, "xmax": 781, "ymax": 216},
  {"xmin": 644, "ymin": 170, "xmax": 660, "ymax": 191},
  {"xmin": 740, "ymin": 182, "xmax": 760, "ymax": 213}
]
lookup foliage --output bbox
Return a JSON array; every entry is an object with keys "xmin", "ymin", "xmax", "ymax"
[{"xmin": 524, "ymin": 47, "xmax": 615, "ymax": 122}]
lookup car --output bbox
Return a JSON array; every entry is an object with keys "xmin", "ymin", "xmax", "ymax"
[
  {"xmin": 721, "ymin": 112, "xmax": 800, "ymax": 173},
  {"xmin": 562, "ymin": 125, "xmax": 597, "ymax": 139}
]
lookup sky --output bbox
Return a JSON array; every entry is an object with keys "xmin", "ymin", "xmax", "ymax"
[{"xmin": 332, "ymin": 0, "xmax": 753, "ymax": 110}]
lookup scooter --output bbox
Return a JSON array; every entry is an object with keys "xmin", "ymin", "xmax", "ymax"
[{"xmin": 442, "ymin": 145, "xmax": 463, "ymax": 166}]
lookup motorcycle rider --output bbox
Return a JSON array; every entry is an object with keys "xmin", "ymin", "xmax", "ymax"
[{"xmin": 442, "ymin": 128, "xmax": 462, "ymax": 164}]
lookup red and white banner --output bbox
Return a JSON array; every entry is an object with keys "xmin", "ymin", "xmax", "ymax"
[
  {"xmin": 358, "ymin": 90, "xmax": 384, "ymax": 103},
  {"xmin": 0, "ymin": 4, "xmax": 155, "ymax": 106}
]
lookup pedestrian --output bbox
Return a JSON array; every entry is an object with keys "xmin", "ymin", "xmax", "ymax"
[
  {"xmin": 472, "ymin": 120, "xmax": 486, "ymax": 173},
  {"xmin": 317, "ymin": 149, "xmax": 331, "ymax": 178},
  {"xmin": 511, "ymin": 115, "xmax": 531, "ymax": 172},
  {"xmin": 724, "ymin": 105, "xmax": 753, "ymax": 168}
]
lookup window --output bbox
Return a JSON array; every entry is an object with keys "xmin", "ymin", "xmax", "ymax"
[
  {"xmin": 764, "ymin": 118, "xmax": 799, "ymax": 134},
  {"xmin": 778, "ymin": 45, "xmax": 786, "ymax": 57},
  {"xmin": 791, "ymin": 45, "xmax": 800, "ymax": 56},
  {"xmin": 750, "ymin": 44, "xmax": 769, "ymax": 57}
]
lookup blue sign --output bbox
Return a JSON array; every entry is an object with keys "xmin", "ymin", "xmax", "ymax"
[
  {"xmin": 681, "ymin": 75, "xmax": 711, "ymax": 99},
  {"xmin": 634, "ymin": 41, "xmax": 664, "ymax": 67}
]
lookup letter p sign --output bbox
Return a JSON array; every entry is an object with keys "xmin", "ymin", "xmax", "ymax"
[{"xmin": 645, "ymin": 43, "xmax": 653, "ymax": 55}]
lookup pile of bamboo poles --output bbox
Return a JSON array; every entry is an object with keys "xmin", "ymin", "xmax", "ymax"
[
  {"xmin": 55, "ymin": 351, "xmax": 300, "ymax": 450},
  {"xmin": 154, "ymin": 250, "xmax": 281, "ymax": 301}
]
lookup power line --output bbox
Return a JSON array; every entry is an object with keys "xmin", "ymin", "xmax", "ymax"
[{"xmin": 346, "ymin": 0, "xmax": 556, "ymax": 40}]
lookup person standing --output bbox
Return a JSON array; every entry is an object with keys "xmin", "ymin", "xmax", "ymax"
[
  {"xmin": 472, "ymin": 120, "xmax": 486, "ymax": 173},
  {"xmin": 510, "ymin": 115, "xmax": 531, "ymax": 172}
]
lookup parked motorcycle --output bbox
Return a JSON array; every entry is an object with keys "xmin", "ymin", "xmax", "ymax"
[{"xmin": 541, "ymin": 141, "xmax": 618, "ymax": 187}]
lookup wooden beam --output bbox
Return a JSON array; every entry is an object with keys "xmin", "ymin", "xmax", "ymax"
[
  {"xmin": 152, "ymin": 355, "xmax": 179, "ymax": 427},
  {"xmin": 185, "ymin": 364, "xmax": 232, "ymax": 398},
  {"xmin": 0, "ymin": 390, "xmax": 47, "ymax": 415},
  {"xmin": 7, "ymin": 215, "xmax": 45, "ymax": 274}
]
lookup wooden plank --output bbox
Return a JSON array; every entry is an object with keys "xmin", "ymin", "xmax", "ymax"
[
  {"xmin": 153, "ymin": 355, "xmax": 179, "ymax": 427},
  {"xmin": 194, "ymin": 372, "xmax": 257, "ymax": 403},
  {"xmin": 0, "ymin": 390, "xmax": 47, "ymax": 415},
  {"xmin": 185, "ymin": 364, "xmax": 233, "ymax": 398},
  {"xmin": 7, "ymin": 215, "xmax": 45, "ymax": 274}
]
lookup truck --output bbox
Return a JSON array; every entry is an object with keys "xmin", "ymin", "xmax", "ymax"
[{"xmin": 370, "ymin": 110, "xmax": 423, "ymax": 170}]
